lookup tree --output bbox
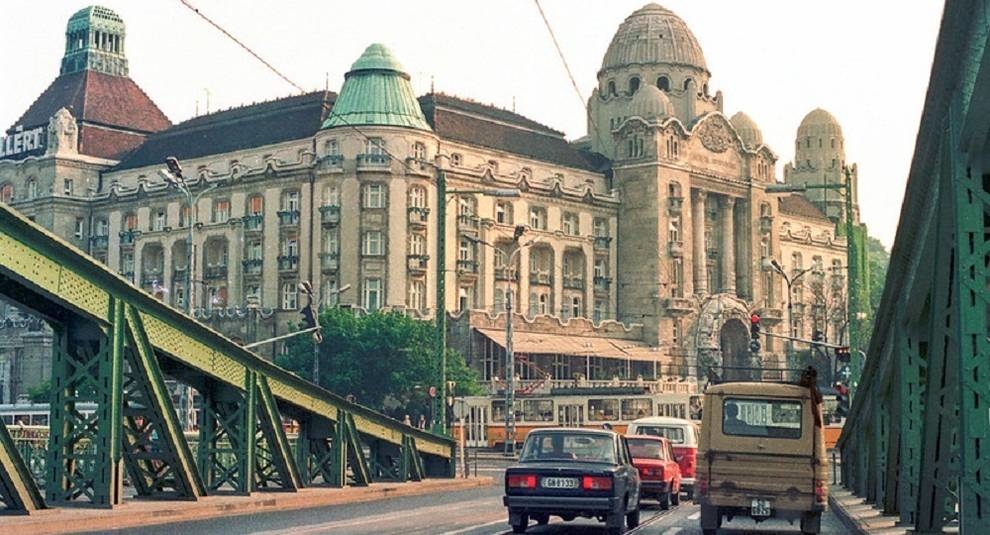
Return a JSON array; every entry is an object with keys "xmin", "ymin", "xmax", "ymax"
[
  {"xmin": 277, "ymin": 308, "xmax": 482, "ymax": 416},
  {"xmin": 26, "ymin": 380, "xmax": 52, "ymax": 403},
  {"xmin": 863, "ymin": 235, "xmax": 890, "ymax": 345}
]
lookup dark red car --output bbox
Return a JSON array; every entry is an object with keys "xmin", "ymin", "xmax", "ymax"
[{"xmin": 625, "ymin": 434, "xmax": 681, "ymax": 509}]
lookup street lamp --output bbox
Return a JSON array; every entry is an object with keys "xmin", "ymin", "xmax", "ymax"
[
  {"xmin": 463, "ymin": 231, "xmax": 533, "ymax": 456},
  {"xmin": 767, "ymin": 258, "xmax": 816, "ymax": 359},
  {"xmin": 434, "ymin": 156, "xmax": 520, "ymax": 434},
  {"xmin": 309, "ymin": 282, "xmax": 350, "ymax": 386}
]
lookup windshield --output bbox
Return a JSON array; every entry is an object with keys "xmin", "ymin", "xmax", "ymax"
[
  {"xmin": 519, "ymin": 432, "xmax": 617, "ymax": 464},
  {"xmin": 634, "ymin": 425, "xmax": 685, "ymax": 444},
  {"xmin": 723, "ymin": 397, "xmax": 803, "ymax": 439},
  {"xmin": 626, "ymin": 439, "xmax": 663, "ymax": 459}
]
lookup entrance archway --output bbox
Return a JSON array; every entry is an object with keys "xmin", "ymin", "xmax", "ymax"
[{"xmin": 719, "ymin": 318, "xmax": 753, "ymax": 381}]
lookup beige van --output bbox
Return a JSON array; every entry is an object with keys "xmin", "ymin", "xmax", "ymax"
[{"xmin": 696, "ymin": 382, "xmax": 828, "ymax": 535}]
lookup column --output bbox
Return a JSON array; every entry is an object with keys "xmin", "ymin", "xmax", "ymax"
[
  {"xmin": 692, "ymin": 190, "xmax": 708, "ymax": 295},
  {"xmin": 721, "ymin": 196, "xmax": 736, "ymax": 294}
]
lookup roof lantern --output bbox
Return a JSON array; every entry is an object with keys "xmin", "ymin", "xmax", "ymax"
[
  {"xmin": 321, "ymin": 43, "xmax": 432, "ymax": 131},
  {"xmin": 61, "ymin": 5, "xmax": 128, "ymax": 76}
]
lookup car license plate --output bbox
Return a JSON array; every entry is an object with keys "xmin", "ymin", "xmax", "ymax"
[
  {"xmin": 541, "ymin": 477, "xmax": 579, "ymax": 489},
  {"xmin": 751, "ymin": 498, "xmax": 771, "ymax": 517}
]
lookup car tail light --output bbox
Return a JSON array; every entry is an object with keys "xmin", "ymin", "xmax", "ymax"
[
  {"xmin": 815, "ymin": 479, "xmax": 826, "ymax": 503},
  {"xmin": 639, "ymin": 467, "xmax": 664, "ymax": 479},
  {"xmin": 696, "ymin": 473, "xmax": 708, "ymax": 496},
  {"xmin": 582, "ymin": 475, "xmax": 613, "ymax": 490},
  {"xmin": 507, "ymin": 474, "xmax": 537, "ymax": 489}
]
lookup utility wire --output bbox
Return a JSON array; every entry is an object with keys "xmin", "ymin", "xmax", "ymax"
[
  {"xmin": 532, "ymin": 0, "xmax": 604, "ymax": 150},
  {"xmin": 176, "ymin": 0, "xmax": 421, "ymax": 175}
]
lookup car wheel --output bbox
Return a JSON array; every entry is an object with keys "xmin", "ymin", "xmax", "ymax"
[
  {"xmin": 671, "ymin": 484, "xmax": 681, "ymax": 506},
  {"xmin": 626, "ymin": 507, "xmax": 640, "ymax": 529},
  {"xmin": 511, "ymin": 514, "xmax": 529, "ymax": 533},
  {"xmin": 659, "ymin": 489, "xmax": 671, "ymax": 510},
  {"xmin": 534, "ymin": 514, "xmax": 549, "ymax": 525}
]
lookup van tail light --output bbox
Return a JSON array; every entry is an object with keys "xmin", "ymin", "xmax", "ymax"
[
  {"xmin": 696, "ymin": 473, "xmax": 708, "ymax": 496},
  {"xmin": 582, "ymin": 475, "xmax": 613, "ymax": 490},
  {"xmin": 815, "ymin": 479, "xmax": 826, "ymax": 503},
  {"xmin": 507, "ymin": 474, "xmax": 537, "ymax": 489}
]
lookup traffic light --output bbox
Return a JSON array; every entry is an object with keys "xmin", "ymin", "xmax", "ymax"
[
  {"xmin": 298, "ymin": 281, "xmax": 323, "ymax": 344},
  {"xmin": 812, "ymin": 329, "xmax": 823, "ymax": 344},
  {"xmin": 835, "ymin": 346, "xmax": 850, "ymax": 362},
  {"xmin": 513, "ymin": 225, "xmax": 526, "ymax": 242},
  {"xmin": 749, "ymin": 314, "xmax": 761, "ymax": 352}
]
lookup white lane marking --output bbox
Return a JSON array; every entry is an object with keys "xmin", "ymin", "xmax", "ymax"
[
  {"xmin": 662, "ymin": 528, "xmax": 683, "ymax": 535},
  {"xmin": 437, "ymin": 518, "xmax": 508, "ymax": 535},
  {"xmin": 688, "ymin": 511, "xmax": 700, "ymax": 520},
  {"xmin": 247, "ymin": 497, "xmax": 493, "ymax": 535}
]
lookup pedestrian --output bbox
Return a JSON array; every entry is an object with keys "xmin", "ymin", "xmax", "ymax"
[
  {"xmin": 417, "ymin": 414, "xmax": 426, "ymax": 429},
  {"xmin": 403, "ymin": 414, "xmax": 412, "ymax": 426}
]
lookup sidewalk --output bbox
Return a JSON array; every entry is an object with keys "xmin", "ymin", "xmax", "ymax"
[
  {"xmin": 2, "ymin": 477, "xmax": 495, "ymax": 535},
  {"xmin": 828, "ymin": 484, "xmax": 910, "ymax": 535}
]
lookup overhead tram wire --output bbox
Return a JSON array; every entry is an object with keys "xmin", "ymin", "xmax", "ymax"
[
  {"xmin": 176, "ymin": 0, "xmax": 421, "ymax": 176},
  {"xmin": 532, "ymin": 0, "xmax": 605, "ymax": 151}
]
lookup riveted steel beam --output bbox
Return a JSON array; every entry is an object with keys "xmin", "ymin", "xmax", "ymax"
[
  {"xmin": 0, "ymin": 420, "xmax": 46, "ymax": 513},
  {"xmin": 254, "ymin": 375, "xmax": 300, "ymax": 490}
]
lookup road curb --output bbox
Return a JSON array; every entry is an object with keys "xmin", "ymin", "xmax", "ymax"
[
  {"xmin": 828, "ymin": 485, "xmax": 908, "ymax": 535},
  {"xmin": 3, "ymin": 477, "xmax": 495, "ymax": 534}
]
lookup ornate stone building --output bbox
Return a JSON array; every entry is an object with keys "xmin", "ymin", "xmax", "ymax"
[{"xmin": 0, "ymin": 4, "xmax": 860, "ymax": 400}]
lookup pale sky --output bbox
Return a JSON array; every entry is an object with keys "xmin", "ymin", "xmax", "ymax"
[{"xmin": 0, "ymin": 1, "xmax": 944, "ymax": 249}]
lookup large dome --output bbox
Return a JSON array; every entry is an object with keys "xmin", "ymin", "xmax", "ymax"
[
  {"xmin": 730, "ymin": 111, "xmax": 763, "ymax": 148},
  {"xmin": 601, "ymin": 3, "xmax": 708, "ymax": 74},
  {"xmin": 797, "ymin": 108, "xmax": 843, "ymax": 138},
  {"xmin": 629, "ymin": 85, "xmax": 675, "ymax": 120}
]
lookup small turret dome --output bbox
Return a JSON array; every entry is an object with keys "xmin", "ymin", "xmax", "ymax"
[
  {"xmin": 797, "ymin": 108, "xmax": 843, "ymax": 139},
  {"xmin": 601, "ymin": 4, "xmax": 708, "ymax": 74},
  {"xmin": 730, "ymin": 111, "xmax": 763, "ymax": 148},
  {"xmin": 629, "ymin": 85, "xmax": 675, "ymax": 121}
]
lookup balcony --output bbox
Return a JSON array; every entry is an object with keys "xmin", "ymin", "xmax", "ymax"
[
  {"xmin": 171, "ymin": 267, "xmax": 188, "ymax": 282},
  {"xmin": 242, "ymin": 258, "xmax": 263, "ymax": 276},
  {"xmin": 320, "ymin": 205, "xmax": 340, "ymax": 227},
  {"xmin": 204, "ymin": 265, "xmax": 228, "ymax": 280},
  {"xmin": 757, "ymin": 306, "xmax": 784, "ymax": 323},
  {"xmin": 593, "ymin": 275, "xmax": 612, "ymax": 293},
  {"xmin": 457, "ymin": 214, "xmax": 480, "ymax": 233},
  {"xmin": 90, "ymin": 235, "xmax": 109, "ymax": 250},
  {"xmin": 318, "ymin": 154, "xmax": 344, "ymax": 172},
  {"xmin": 356, "ymin": 153, "xmax": 391, "ymax": 170},
  {"xmin": 320, "ymin": 253, "xmax": 339, "ymax": 272},
  {"xmin": 664, "ymin": 297, "xmax": 694, "ymax": 314},
  {"xmin": 593, "ymin": 236, "xmax": 612, "ymax": 251},
  {"xmin": 277, "ymin": 210, "xmax": 300, "ymax": 227},
  {"xmin": 277, "ymin": 255, "xmax": 299, "ymax": 272},
  {"xmin": 407, "ymin": 254, "xmax": 429, "ymax": 274},
  {"xmin": 668, "ymin": 196, "xmax": 684, "ymax": 214},
  {"xmin": 668, "ymin": 241, "xmax": 684, "ymax": 257},
  {"xmin": 408, "ymin": 207, "xmax": 430, "ymax": 228},
  {"xmin": 495, "ymin": 266, "xmax": 516, "ymax": 281},
  {"xmin": 119, "ymin": 230, "xmax": 138, "ymax": 247},
  {"xmin": 563, "ymin": 275, "xmax": 584, "ymax": 290},
  {"xmin": 141, "ymin": 271, "xmax": 163, "ymax": 286},
  {"xmin": 456, "ymin": 259, "xmax": 478, "ymax": 275},
  {"xmin": 243, "ymin": 214, "xmax": 263, "ymax": 233},
  {"xmin": 529, "ymin": 270, "xmax": 552, "ymax": 286}
]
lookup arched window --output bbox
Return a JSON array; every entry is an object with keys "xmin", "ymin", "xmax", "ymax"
[
  {"xmin": 683, "ymin": 78, "xmax": 694, "ymax": 91},
  {"xmin": 607, "ymin": 80, "xmax": 616, "ymax": 96},
  {"xmin": 628, "ymin": 76, "xmax": 640, "ymax": 95},
  {"xmin": 657, "ymin": 76, "xmax": 670, "ymax": 92}
]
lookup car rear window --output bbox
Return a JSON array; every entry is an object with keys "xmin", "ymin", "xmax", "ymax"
[
  {"xmin": 519, "ymin": 433, "xmax": 617, "ymax": 464},
  {"xmin": 634, "ymin": 425, "xmax": 685, "ymax": 444},
  {"xmin": 626, "ymin": 439, "xmax": 663, "ymax": 459},
  {"xmin": 722, "ymin": 397, "xmax": 803, "ymax": 439}
]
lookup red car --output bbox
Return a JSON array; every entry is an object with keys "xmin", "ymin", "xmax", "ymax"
[{"xmin": 625, "ymin": 435, "xmax": 681, "ymax": 509}]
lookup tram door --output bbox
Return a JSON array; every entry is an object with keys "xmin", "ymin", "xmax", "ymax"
[
  {"xmin": 465, "ymin": 405, "xmax": 488, "ymax": 448},
  {"xmin": 558, "ymin": 404, "xmax": 585, "ymax": 428}
]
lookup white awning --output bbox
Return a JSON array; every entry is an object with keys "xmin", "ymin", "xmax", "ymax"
[{"xmin": 475, "ymin": 328, "xmax": 661, "ymax": 362}]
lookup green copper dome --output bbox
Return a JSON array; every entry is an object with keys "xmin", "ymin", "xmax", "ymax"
[
  {"xmin": 322, "ymin": 44, "xmax": 431, "ymax": 131},
  {"xmin": 61, "ymin": 5, "xmax": 129, "ymax": 76}
]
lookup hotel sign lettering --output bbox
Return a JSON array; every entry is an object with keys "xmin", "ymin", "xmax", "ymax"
[{"xmin": 0, "ymin": 126, "xmax": 46, "ymax": 159}]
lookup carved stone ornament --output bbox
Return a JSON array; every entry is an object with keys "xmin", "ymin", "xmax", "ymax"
[
  {"xmin": 696, "ymin": 117, "xmax": 734, "ymax": 153},
  {"xmin": 47, "ymin": 107, "xmax": 78, "ymax": 156}
]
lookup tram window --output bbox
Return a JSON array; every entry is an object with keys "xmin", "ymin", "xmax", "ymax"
[
  {"xmin": 523, "ymin": 400, "xmax": 554, "ymax": 422},
  {"xmin": 33, "ymin": 414, "xmax": 49, "ymax": 426},
  {"xmin": 589, "ymin": 398, "xmax": 619, "ymax": 421},
  {"xmin": 492, "ymin": 400, "xmax": 506, "ymax": 422},
  {"xmin": 622, "ymin": 398, "xmax": 653, "ymax": 420},
  {"xmin": 658, "ymin": 403, "xmax": 688, "ymax": 419},
  {"xmin": 2, "ymin": 415, "xmax": 12, "ymax": 424}
]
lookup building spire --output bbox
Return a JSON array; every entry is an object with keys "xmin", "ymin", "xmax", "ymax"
[{"xmin": 60, "ymin": 6, "xmax": 129, "ymax": 76}]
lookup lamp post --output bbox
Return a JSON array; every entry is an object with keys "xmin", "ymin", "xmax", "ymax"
[
  {"xmin": 310, "ymin": 283, "xmax": 350, "ymax": 386},
  {"xmin": 433, "ymin": 156, "xmax": 520, "ymax": 434},
  {"xmin": 767, "ymin": 259, "xmax": 815, "ymax": 361}
]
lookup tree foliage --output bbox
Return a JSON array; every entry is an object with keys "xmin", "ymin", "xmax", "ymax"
[
  {"xmin": 276, "ymin": 308, "xmax": 482, "ymax": 418},
  {"xmin": 862, "ymin": 235, "xmax": 890, "ymax": 346}
]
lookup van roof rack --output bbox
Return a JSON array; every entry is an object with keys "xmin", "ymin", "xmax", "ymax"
[{"xmin": 703, "ymin": 365, "xmax": 815, "ymax": 386}]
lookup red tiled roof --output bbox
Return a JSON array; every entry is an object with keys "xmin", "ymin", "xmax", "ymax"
[
  {"xmin": 418, "ymin": 93, "xmax": 606, "ymax": 171},
  {"xmin": 79, "ymin": 125, "xmax": 149, "ymax": 161},
  {"xmin": 778, "ymin": 194, "xmax": 829, "ymax": 220},
  {"xmin": 10, "ymin": 70, "xmax": 170, "ymax": 135}
]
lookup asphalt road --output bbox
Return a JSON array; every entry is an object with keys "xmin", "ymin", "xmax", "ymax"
[{"xmin": 87, "ymin": 462, "xmax": 850, "ymax": 535}]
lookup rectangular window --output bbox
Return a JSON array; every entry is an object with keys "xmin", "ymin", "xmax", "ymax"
[
  {"xmin": 363, "ymin": 183, "xmax": 385, "ymax": 208},
  {"xmin": 124, "ymin": 213, "xmax": 137, "ymax": 231},
  {"xmin": 668, "ymin": 218, "xmax": 680, "ymax": 242},
  {"xmin": 363, "ymin": 231, "xmax": 384, "ymax": 256},
  {"xmin": 248, "ymin": 195, "xmax": 264, "ymax": 215},
  {"xmin": 722, "ymin": 397, "xmax": 803, "ymax": 439},
  {"xmin": 529, "ymin": 207, "xmax": 547, "ymax": 230},
  {"xmin": 63, "ymin": 179, "xmax": 74, "ymax": 196},
  {"xmin": 246, "ymin": 240, "xmax": 263, "ymax": 260},
  {"xmin": 325, "ymin": 229, "xmax": 340, "ymax": 254},
  {"xmin": 281, "ymin": 282, "xmax": 298, "ymax": 310},
  {"xmin": 363, "ymin": 278, "xmax": 382, "ymax": 311},
  {"xmin": 593, "ymin": 218, "xmax": 608, "ymax": 237},
  {"xmin": 213, "ymin": 199, "xmax": 230, "ymax": 223},
  {"xmin": 74, "ymin": 218, "xmax": 84, "ymax": 239},
  {"xmin": 409, "ymin": 233, "xmax": 425, "ymax": 255},
  {"xmin": 153, "ymin": 209, "xmax": 166, "ymax": 231},
  {"xmin": 562, "ymin": 212, "xmax": 579, "ymax": 235},
  {"xmin": 283, "ymin": 190, "xmax": 300, "ymax": 211},
  {"xmin": 366, "ymin": 138, "xmax": 385, "ymax": 155}
]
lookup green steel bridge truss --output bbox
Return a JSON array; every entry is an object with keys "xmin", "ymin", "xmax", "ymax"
[
  {"xmin": 837, "ymin": 0, "xmax": 990, "ymax": 532},
  {"xmin": 0, "ymin": 202, "xmax": 453, "ymax": 513}
]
